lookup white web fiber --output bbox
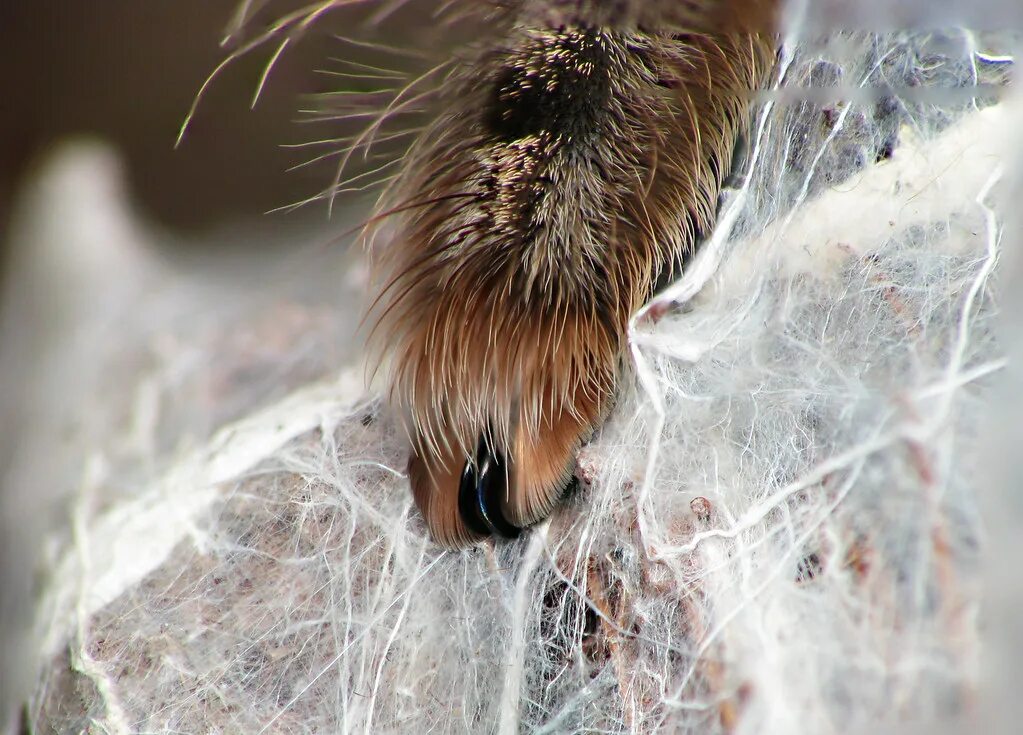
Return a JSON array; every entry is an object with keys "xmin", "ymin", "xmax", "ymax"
[{"xmin": 16, "ymin": 8, "xmax": 1022, "ymax": 735}]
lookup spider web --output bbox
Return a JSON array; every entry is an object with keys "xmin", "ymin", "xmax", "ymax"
[{"xmin": 11, "ymin": 3, "xmax": 1023, "ymax": 733}]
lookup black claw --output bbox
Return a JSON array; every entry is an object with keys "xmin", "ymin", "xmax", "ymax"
[
  {"xmin": 457, "ymin": 461, "xmax": 492, "ymax": 537},
  {"xmin": 458, "ymin": 435, "xmax": 522, "ymax": 540}
]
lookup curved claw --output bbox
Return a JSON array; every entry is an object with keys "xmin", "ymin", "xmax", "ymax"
[{"xmin": 458, "ymin": 435, "xmax": 522, "ymax": 540}]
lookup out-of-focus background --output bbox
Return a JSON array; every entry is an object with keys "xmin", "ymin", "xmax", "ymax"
[{"xmin": 0, "ymin": 0, "xmax": 345, "ymax": 262}]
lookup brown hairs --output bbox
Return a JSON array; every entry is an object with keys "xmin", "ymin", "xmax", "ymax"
[{"xmin": 367, "ymin": 1, "xmax": 780, "ymax": 546}]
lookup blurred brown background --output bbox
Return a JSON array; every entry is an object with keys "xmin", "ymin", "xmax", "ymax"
[{"xmin": 0, "ymin": 0, "xmax": 344, "ymax": 265}]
